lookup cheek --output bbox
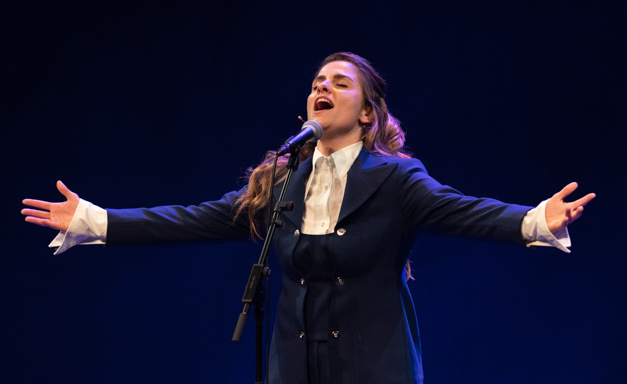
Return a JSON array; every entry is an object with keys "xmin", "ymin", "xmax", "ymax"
[
  {"xmin": 350, "ymin": 94, "xmax": 366, "ymax": 114},
  {"xmin": 306, "ymin": 97, "xmax": 315, "ymax": 119},
  {"xmin": 306, "ymin": 95, "xmax": 315, "ymax": 110}
]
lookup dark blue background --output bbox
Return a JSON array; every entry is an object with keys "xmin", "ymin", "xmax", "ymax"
[{"xmin": 2, "ymin": 1, "xmax": 625, "ymax": 383}]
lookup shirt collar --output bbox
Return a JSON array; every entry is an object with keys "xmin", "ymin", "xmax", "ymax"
[{"xmin": 311, "ymin": 141, "xmax": 364, "ymax": 177}]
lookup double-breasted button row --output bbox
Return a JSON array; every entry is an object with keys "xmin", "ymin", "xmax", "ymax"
[
  {"xmin": 299, "ymin": 331, "xmax": 339, "ymax": 339},
  {"xmin": 295, "ymin": 228, "xmax": 345, "ymax": 236},
  {"xmin": 294, "ymin": 230, "xmax": 346, "ymax": 237},
  {"xmin": 298, "ymin": 277, "xmax": 344, "ymax": 286}
]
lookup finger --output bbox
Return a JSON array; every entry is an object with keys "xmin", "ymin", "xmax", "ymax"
[
  {"xmin": 568, "ymin": 206, "xmax": 585, "ymax": 224},
  {"xmin": 57, "ymin": 180, "xmax": 78, "ymax": 200},
  {"xmin": 22, "ymin": 199, "xmax": 52, "ymax": 210},
  {"xmin": 570, "ymin": 192, "xmax": 596, "ymax": 208},
  {"xmin": 21, "ymin": 208, "xmax": 51, "ymax": 219},
  {"xmin": 24, "ymin": 216, "xmax": 62, "ymax": 231},
  {"xmin": 566, "ymin": 204, "xmax": 574, "ymax": 222},
  {"xmin": 555, "ymin": 182, "xmax": 578, "ymax": 200},
  {"xmin": 574, "ymin": 206, "xmax": 584, "ymax": 219}
]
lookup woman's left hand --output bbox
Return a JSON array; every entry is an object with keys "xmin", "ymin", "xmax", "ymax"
[{"xmin": 545, "ymin": 182, "xmax": 596, "ymax": 233}]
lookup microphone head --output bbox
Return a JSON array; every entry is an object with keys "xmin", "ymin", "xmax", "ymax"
[{"xmin": 302, "ymin": 120, "xmax": 323, "ymax": 141}]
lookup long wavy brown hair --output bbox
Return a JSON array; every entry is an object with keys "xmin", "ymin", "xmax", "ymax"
[{"xmin": 234, "ymin": 52, "xmax": 413, "ymax": 238}]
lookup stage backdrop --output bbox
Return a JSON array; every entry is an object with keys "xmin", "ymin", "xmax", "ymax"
[{"xmin": 2, "ymin": 1, "xmax": 625, "ymax": 383}]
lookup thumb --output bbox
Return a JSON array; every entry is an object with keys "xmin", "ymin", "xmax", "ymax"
[{"xmin": 56, "ymin": 180, "xmax": 78, "ymax": 201}]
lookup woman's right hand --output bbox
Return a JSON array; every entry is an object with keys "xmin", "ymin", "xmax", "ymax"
[{"xmin": 22, "ymin": 180, "xmax": 79, "ymax": 232}]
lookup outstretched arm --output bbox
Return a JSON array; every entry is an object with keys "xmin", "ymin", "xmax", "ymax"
[
  {"xmin": 545, "ymin": 182, "xmax": 596, "ymax": 233},
  {"xmin": 22, "ymin": 180, "xmax": 79, "ymax": 232}
]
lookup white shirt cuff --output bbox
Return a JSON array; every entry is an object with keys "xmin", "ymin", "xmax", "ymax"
[
  {"xmin": 521, "ymin": 199, "xmax": 571, "ymax": 253},
  {"xmin": 48, "ymin": 199, "xmax": 108, "ymax": 255}
]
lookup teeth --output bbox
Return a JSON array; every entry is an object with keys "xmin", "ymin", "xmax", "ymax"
[{"xmin": 315, "ymin": 98, "xmax": 333, "ymax": 111}]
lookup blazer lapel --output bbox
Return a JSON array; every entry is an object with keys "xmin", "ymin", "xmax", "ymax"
[
  {"xmin": 272, "ymin": 155, "xmax": 312, "ymax": 229},
  {"xmin": 270, "ymin": 150, "xmax": 396, "ymax": 228},
  {"xmin": 337, "ymin": 150, "xmax": 397, "ymax": 224}
]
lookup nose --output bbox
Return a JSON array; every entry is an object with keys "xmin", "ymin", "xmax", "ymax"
[{"xmin": 317, "ymin": 80, "xmax": 331, "ymax": 93}]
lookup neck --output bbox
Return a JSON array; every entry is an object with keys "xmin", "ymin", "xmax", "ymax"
[
  {"xmin": 316, "ymin": 125, "xmax": 364, "ymax": 156},
  {"xmin": 316, "ymin": 137, "xmax": 362, "ymax": 156}
]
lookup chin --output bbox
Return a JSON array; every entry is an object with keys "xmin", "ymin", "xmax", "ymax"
[{"xmin": 308, "ymin": 118, "xmax": 326, "ymax": 130}]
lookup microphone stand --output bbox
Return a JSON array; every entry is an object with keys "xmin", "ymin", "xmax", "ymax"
[{"xmin": 232, "ymin": 151, "xmax": 300, "ymax": 384}]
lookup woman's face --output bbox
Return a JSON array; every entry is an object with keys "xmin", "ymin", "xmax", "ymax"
[{"xmin": 307, "ymin": 61, "xmax": 371, "ymax": 144}]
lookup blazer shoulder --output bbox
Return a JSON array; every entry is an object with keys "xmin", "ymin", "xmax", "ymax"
[{"xmin": 368, "ymin": 153, "xmax": 429, "ymax": 175}]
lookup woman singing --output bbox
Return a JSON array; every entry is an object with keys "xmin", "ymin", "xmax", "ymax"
[{"xmin": 22, "ymin": 52, "xmax": 595, "ymax": 384}]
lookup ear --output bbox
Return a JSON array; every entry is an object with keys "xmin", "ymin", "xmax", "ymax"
[{"xmin": 359, "ymin": 105, "xmax": 373, "ymax": 125}]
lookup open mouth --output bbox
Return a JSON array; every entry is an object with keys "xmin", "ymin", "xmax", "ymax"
[{"xmin": 314, "ymin": 97, "xmax": 334, "ymax": 112}]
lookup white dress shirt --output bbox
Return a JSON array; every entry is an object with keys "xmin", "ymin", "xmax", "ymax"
[
  {"xmin": 49, "ymin": 142, "xmax": 571, "ymax": 254},
  {"xmin": 301, "ymin": 141, "xmax": 364, "ymax": 235}
]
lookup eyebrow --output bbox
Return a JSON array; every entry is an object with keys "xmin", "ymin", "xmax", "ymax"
[{"xmin": 313, "ymin": 73, "xmax": 355, "ymax": 83}]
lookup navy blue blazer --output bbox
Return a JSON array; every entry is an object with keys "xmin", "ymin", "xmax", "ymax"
[{"xmin": 107, "ymin": 150, "xmax": 531, "ymax": 384}]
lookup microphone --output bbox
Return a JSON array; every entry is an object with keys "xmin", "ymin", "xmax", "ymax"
[{"xmin": 277, "ymin": 120, "xmax": 323, "ymax": 156}]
